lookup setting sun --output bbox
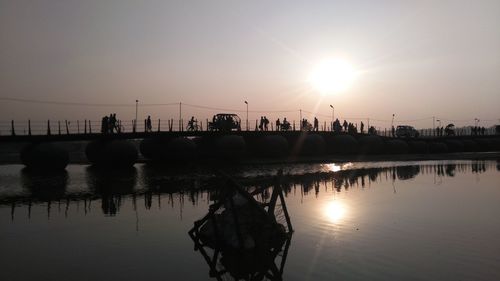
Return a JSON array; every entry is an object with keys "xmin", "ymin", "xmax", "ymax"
[{"xmin": 308, "ymin": 58, "xmax": 357, "ymax": 94}]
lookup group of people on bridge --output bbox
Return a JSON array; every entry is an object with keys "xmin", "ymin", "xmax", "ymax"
[
  {"xmin": 101, "ymin": 114, "xmax": 120, "ymax": 134},
  {"xmin": 471, "ymin": 126, "xmax": 487, "ymax": 136},
  {"xmin": 332, "ymin": 119, "xmax": 373, "ymax": 134},
  {"xmin": 99, "ymin": 113, "xmax": 374, "ymax": 135}
]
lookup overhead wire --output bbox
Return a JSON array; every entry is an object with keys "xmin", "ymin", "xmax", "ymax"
[{"xmin": 1, "ymin": 96, "xmax": 497, "ymax": 124}]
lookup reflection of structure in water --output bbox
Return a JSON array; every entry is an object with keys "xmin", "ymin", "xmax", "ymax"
[
  {"xmin": 21, "ymin": 168, "xmax": 68, "ymax": 200},
  {"xmin": 86, "ymin": 166, "xmax": 137, "ymax": 215},
  {"xmin": 189, "ymin": 173, "xmax": 292, "ymax": 281},
  {"xmin": 395, "ymin": 166, "xmax": 421, "ymax": 180},
  {"xmin": 19, "ymin": 168, "xmax": 68, "ymax": 219},
  {"xmin": 4, "ymin": 161, "xmax": 497, "ymax": 220},
  {"xmin": 445, "ymin": 164, "xmax": 456, "ymax": 177}
]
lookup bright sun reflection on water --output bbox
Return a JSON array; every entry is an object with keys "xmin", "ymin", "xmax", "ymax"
[
  {"xmin": 324, "ymin": 201, "xmax": 347, "ymax": 224},
  {"xmin": 323, "ymin": 163, "xmax": 353, "ymax": 172}
]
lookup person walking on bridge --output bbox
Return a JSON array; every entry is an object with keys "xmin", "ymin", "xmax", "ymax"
[
  {"xmin": 146, "ymin": 116, "xmax": 152, "ymax": 132},
  {"xmin": 101, "ymin": 116, "xmax": 109, "ymax": 134},
  {"xmin": 343, "ymin": 120, "xmax": 348, "ymax": 132}
]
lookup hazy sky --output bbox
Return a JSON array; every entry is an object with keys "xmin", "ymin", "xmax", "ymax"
[{"xmin": 1, "ymin": 0, "xmax": 499, "ymax": 129}]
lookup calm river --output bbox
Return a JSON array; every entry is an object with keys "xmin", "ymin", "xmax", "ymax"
[{"xmin": 1, "ymin": 160, "xmax": 499, "ymax": 281}]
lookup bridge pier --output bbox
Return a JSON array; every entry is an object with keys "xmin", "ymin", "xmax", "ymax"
[
  {"xmin": 140, "ymin": 137, "xmax": 196, "ymax": 163},
  {"xmin": 4, "ymin": 131, "xmax": 500, "ymax": 169},
  {"xmin": 86, "ymin": 139, "xmax": 138, "ymax": 168},
  {"xmin": 20, "ymin": 142, "xmax": 69, "ymax": 171}
]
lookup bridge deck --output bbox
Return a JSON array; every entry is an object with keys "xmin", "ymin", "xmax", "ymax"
[{"xmin": 0, "ymin": 130, "xmax": 496, "ymax": 143}]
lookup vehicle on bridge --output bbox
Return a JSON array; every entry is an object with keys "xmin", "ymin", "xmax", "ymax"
[
  {"xmin": 395, "ymin": 125, "xmax": 419, "ymax": 138},
  {"xmin": 208, "ymin": 113, "xmax": 241, "ymax": 132},
  {"xmin": 444, "ymin": 123, "xmax": 455, "ymax": 136},
  {"xmin": 281, "ymin": 119, "xmax": 291, "ymax": 131}
]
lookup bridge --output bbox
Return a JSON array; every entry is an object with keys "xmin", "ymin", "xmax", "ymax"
[
  {"xmin": 1, "ymin": 117, "xmax": 499, "ymax": 172},
  {"xmin": 1, "ymin": 115, "xmax": 498, "ymax": 142},
  {"xmin": 0, "ymin": 128, "xmax": 498, "ymax": 143}
]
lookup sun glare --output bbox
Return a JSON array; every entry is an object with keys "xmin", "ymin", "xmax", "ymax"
[
  {"xmin": 324, "ymin": 200, "xmax": 347, "ymax": 224},
  {"xmin": 308, "ymin": 58, "xmax": 357, "ymax": 94}
]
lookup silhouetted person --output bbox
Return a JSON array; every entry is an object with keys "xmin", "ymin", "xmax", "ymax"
[
  {"xmin": 259, "ymin": 116, "xmax": 264, "ymax": 131},
  {"xmin": 282, "ymin": 118, "xmax": 290, "ymax": 131},
  {"xmin": 314, "ymin": 117, "xmax": 319, "ymax": 131},
  {"xmin": 146, "ymin": 116, "xmax": 152, "ymax": 132},
  {"xmin": 343, "ymin": 120, "xmax": 348, "ymax": 132},
  {"xmin": 264, "ymin": 116, "xmax": 269, "ymax": 131},
  {"xmin": 360, "ymin": 121, "xmax": 364, "ymax": 134},
  {"xmin": 109, "ymin": 113, "xmax": 118, "ymax": 133},
  {"xmin": 276, "ymin": 118, "xmax": 281, "ymax": 131},
  {"xmin": 348, "ymin": 122, "xmax": 357, "ymax": 134},
  {"xmin": 108, "ymin": 114, "xmax": 114, "ymax": 133},
  {"xmin": 368, "ymin": 126, "xmax": 376, "ymax": 135},
  {"xmin": 101, "ymin": 116, "xmax": 109, "ymax": 134},
  {"xmin": 301, "ymin": 119, "xmax": 309, "ymax": 131},
  {"xmin": 333, "ymin": 119, "xmax": 341, "ymax": 133},
  {"xmin": 188, "ymin": 116, "xmax": 197, "ymax": 131}
]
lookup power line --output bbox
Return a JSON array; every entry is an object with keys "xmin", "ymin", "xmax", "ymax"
[
  {"xmin": 1, "ymin": 97, "xmax": 497, "ymax": 124},
  {"xmin": 397, "ymin": 117, "xmax": 434, "ymax": 122},
  {"xmin": 0, "ymin": 97, "xmax": 141, "ymax": 107},
  {"xmin": 0, "ymin": 97, "xmax": 180, "ymax": 107},
  {"xmin": 183, "ymin": 103, "xmax": 298, "ymax": 113}
]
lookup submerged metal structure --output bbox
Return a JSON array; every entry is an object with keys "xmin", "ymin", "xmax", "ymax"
[{"xmin": 188, "ymin": 173, "xmax": 293, "ymax": 281}]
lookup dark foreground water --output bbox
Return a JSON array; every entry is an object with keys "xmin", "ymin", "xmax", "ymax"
[{"xmin": 1, "ymin": 160, "xmax": 499, "ymax": 281}]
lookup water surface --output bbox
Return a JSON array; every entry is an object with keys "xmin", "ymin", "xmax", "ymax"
[{"xmin": 1, "ymin": 160, "xmax": 499, "ymax": 281}]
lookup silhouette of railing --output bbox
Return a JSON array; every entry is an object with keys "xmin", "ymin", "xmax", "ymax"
[{"xmin": 1, "ymin": 118, "xmax": 498, "ymax": 138}]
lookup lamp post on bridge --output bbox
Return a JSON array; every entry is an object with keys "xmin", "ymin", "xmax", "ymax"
[
  {"xmin": 391, "ymin": 114, "xmax": 395, "ymax": 137},
  {"xmin": 330, "ymin": 105, "xmax": 334, "ymax": 131},
  {"xmin": 135, "ymin": 99, "xmax": 139, "ymax": 133},
  {"xmin": 245, "ymin": 100, "xmax": 248, "ymax": 131}
]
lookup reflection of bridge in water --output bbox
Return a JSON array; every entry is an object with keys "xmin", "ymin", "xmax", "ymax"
[{"xmin": 3, "ymin": 161, "xmax": 498, "ymax": 220}]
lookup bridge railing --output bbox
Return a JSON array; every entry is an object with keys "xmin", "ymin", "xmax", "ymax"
[
  {"xmin": 1, "ymin": 119, "xmax": 328, "ymax": 135},
  {"xmin": 1, "ymin": 119, "xmax": 498, "ymax": 137}
]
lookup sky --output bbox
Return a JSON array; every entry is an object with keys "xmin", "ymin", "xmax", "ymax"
[{"xmin": 1, "ymin": 0, "xmax": 499, "ymax": 130}]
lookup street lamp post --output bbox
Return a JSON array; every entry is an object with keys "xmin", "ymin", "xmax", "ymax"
[
  {"xmin": 299, "ymin": 109, "xmax": 302, "ymax": 130},
  {"xmin": 135, "ymin": 99, "xmax": 139, "ymax": 133},
  {"xmin": 330, "ymin": 105, "xmax": 334, "ymax": 131},
  {"xmin": 244, "ymin": 101, "xmax": 248, "ymax": 131},
  {"xmin": 391, "ymin": 114, "xmax": 395, "ymax": 137},
  {"xmin": 436, "ymin": 119, "xmax": 441, "ymax": 137}
]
